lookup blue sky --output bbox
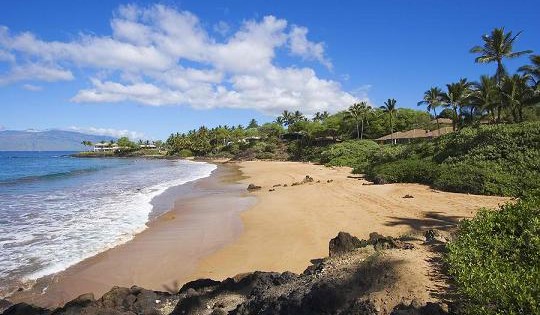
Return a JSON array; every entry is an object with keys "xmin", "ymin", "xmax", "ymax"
[{"xmin": 1, "ymin": 0, "xmax": 538, "ymax": 140}]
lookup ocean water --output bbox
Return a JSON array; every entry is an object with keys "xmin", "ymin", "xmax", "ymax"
[{"xmin": 0, "ymin": 151, "xmax": 216, "ymax": 295}]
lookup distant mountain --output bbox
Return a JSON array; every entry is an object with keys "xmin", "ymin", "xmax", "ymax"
[{"xmin": 0, "ymin": 130, "xmax": 114, "ymax": 151}]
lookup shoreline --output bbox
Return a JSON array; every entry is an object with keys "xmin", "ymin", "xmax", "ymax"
[
  {"xmin": 6, "ymin": 162, "xmax": 255, "ymax": 308},
  {"xmin": 5, "ymin": 160, "xmax": 510, "ymax": 310}
]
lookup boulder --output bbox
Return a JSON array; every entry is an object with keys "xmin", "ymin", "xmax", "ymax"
[
  {"xmin": 1, "ymin": 303, "xmax": 50, "ymax": 315},
  {"xmin": 247, "ymin": 184, "xmax": 261, "ymax": 191},
  {"xmin": 329, "ymin": 232, "xmax": 368, "ymax": 256},
  {"xmin": 302, "ymin": 175, "xmax": 314, "ymax": 183}
]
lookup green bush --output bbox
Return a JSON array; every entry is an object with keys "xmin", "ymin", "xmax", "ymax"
[
  {"xmin": 447, "ymin": 198, "xmax": 540, "ymax": 314},
  {"xmin": 178, "ymin": 149, "xmax": 193, "ymax": 157},
  {"xmin": 365, "ymin": 159, "xmax": 439, "ymax": 184},
  {"xmin": 434, "ymin": 162, "xmax": 524, "ymax": 196},
  {"xmin": 319, "ymin": 140, "xmax": 379, "ymax": 171}
]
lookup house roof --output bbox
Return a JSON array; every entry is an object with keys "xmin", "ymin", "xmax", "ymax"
[{"xmin": 428, "ymin": 126, "xmax": 454, "ymax": 137}]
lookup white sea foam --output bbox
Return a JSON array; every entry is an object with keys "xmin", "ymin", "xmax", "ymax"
[{"xmin": 0, "ymin": 159, "xmax": 216, "ymax": 293}]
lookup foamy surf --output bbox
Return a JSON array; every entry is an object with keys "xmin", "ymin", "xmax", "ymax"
[{"xmin": 0, "ymin": 153, "xmax": 216, "ymax": 296}]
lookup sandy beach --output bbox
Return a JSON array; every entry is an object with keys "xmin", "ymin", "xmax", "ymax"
[
  {"xmin": 190, "ymin": 161, "xmax": 509, "ymax": 280},
  {"xmin": 8, "ymin": 161, "xmax": 509, "ymax": 308}
]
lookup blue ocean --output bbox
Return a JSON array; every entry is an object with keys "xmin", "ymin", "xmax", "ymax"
[{"xmin": 0, "ymin": 152, "xmax": 216, "ymax": 295}]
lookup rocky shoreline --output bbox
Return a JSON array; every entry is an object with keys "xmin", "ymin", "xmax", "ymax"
[{"xmin": 1, "ymin": 230, "xmax": 452, "ymax": 315}]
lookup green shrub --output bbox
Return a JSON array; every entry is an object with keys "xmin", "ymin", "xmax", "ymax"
[
  {"xmin": 320, "ymin": 140, "xmax": 379, "ymax": 171},
  {"xmin": 365, "ymin": 159, "xmax": 439, "ymax": 184},
  {"xmin": 178, "ymin": 149, "xmax": 193, "ymax": 157},
  {"xmin": 447, "ymin": 198, "xmax": 540, "ymax": 314}
]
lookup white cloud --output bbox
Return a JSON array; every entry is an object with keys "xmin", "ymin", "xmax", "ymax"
[
  {"xmin": 22, "ymin": 84, "xmax": 43, "ymax": 91},
  {"xmin": 66, "ymin": 126, "xmax": 146, "ymax": 140},
  {"xmin": 0, "ymin": 63, "xmax": 73, "ymax": 85},
  {"xmin": 0, "ymin": 4, "xmax": 358, "ymax": 115},
  {"xmin": 289, "ymin": 25, "xmax": 332, "ymax": 70}
]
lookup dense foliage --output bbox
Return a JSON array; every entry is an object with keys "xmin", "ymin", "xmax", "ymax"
[
  {"xmin": 319, "ymin": 140, "xmax": 379, "ymax": 171},
  {"xmin": 361, "ymin": 122, "xmax": 540, "ymax": 196},
  {"xmin": 447, "ymin": 198, "xmax": 540, "ymax": 314}
]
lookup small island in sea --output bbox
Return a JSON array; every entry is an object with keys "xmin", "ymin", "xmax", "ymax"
[{"xmin": 0, "ymin": 2, "xmax": 539, "ymax": 315}]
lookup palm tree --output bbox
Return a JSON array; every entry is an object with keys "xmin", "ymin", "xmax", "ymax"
[
  {"xmin": 418, "ymin": 87, "xmax": 443, "ymax": 134},
  {"xmin": 470, "ymin": 27, "xmax": 532, "ymax": 84},
  {"xmin": 348, "ymin": 102, "xmax": 371, "ymax": 139},
  {"xmin": 276, "ymin": 110, "xmax": 294, "ymax": 127},
  {"xmin": 501, "ymin": 74, "xmax": 536, "ymax": 122},
  {"xmin": 292, "ymin": 110, "xmax": 306, "ymax": 123},
  {"xmin": 518, "ymin": 55, "xmax": 540, "ymax": 88},
  {"xmin": 381, "ymin": 98, "xmax": 397, "ymax": 144},
  {"xmin": 469, "ymin": 75, "xmax": 498, "ymax": 123},
  {"xmin": 441, "ymin": 78, "xmax": 472, "ymax": 130},
  {"xmin": 313, "ymin": 111, "xmax": 329, "ymax": 122}
]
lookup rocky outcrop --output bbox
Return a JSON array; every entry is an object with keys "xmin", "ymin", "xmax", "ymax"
[
  {"xmin": 2, "ymin": 232, "xmax": 445, "ymax": 315},
  {"xmin": 329, "ymin": 232, "xmax": 414, "ymax": 257},
  {"xmin": 329, "ymin": 231, "xmax": 368, "ymax": 256},
  {"xmin": 246, "ymin": 184, "xmax": 261, "ymax": 191}
]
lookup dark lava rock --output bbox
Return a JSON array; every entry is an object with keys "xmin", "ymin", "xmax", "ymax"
[
  {"xmin": 329, "ymin": 232, "xmax": 368, "ymax": 257},
  {"xmin": 247, "ymin": 184, "xmax": 262, "ymax": 191},
  {"xmin": 179, "ymin": 278, "xmax": 221, "ymax": 294},
  {"xmin": 368, "ymin": 232, "xmax": 414, "ymax": 250},
  {"xmin": 1, "ymin": 303, "xmax": 50, "ymax": 315}
]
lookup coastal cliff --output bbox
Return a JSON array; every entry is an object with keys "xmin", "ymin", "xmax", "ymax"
[{"xmin": 1, "ymin": 231, "xmax": 451, "ymax": 315}]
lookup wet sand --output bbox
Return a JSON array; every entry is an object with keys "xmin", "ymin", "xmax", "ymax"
[{"xmin": 8, "ymin": 163, "xmax": 255, "ymax": 308}]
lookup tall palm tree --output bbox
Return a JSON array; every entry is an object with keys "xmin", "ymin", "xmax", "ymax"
[
  {"xmin": 501, "ymin": 74, "xmax": 536, "ymax": 122},
  {"xmin": 470, "ymin": 27, "xmax": 532, "ymax": 84},
  {"xmin": 418, "ymin": 87, "xmax": 443, "ymax": 134},
  {"xmin": 518, "ymin": 55, "xmax": 540, "ymax": 88},
  {"xmin": 469, "ymin": 75, "xmax": 498, "ymax": 123},
  {"xmin": 348, "ymin": 102, "xmax": 371, "ymax": 139},
  {"xmin": 441, "ymin": 78, "xmax": 472, "ymax": 130},
  {"xmin": 381, "ymin": 98, "xmax": 397, "ymax": 144}
]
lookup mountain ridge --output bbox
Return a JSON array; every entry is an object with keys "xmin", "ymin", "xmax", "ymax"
[{"xmin": 0, "ymin": 130, "xmax": 114, "ymax": 151}]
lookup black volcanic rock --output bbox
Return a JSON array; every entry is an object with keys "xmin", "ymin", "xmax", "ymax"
[
  {"xmin": 1, "ymin": 303, "xmax": 50, "ymax": 315},
  {"xmin": 329, "ymin": 231, "xmax": 368, "ymax": 256}
]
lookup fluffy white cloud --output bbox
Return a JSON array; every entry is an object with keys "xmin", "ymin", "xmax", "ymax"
[
  {"xmin": 0, "ymin": 63, "xmax": 73, "ymax": 85},
  {"xmin": 0, "ymin": 4, "xmax": 361, "ymax": 115},
  {"xmin": 67, "ymin": 126, "xmax": 146, "ymax": 140},
  {"xmin": 289, "ymin": 25, "xmax": 332, "ymax": 70}
]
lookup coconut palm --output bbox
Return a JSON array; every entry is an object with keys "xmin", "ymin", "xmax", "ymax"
[
  {"xmin": 470, "ymin": 27, "xmax": 532, "ymax": 84},
  {"xmin": 518, "ymin": 55, "xmax": 540, "ymax": 88},
  {"xmin": 441, "ymin": 79, "xmax": 472, "ymax": 130},
  {"xmin": 418, "ymin": 87, "xmax": 444, "ymax": 134},
  {"xmin": 348, "ymin": 102, "xmax": 371, "ymax": 139},
  {"xmin": 292, "ymin": 110, "xmax": 306, "ymax": 123},
  {"xmin": 276, "ymin": 110, "xmax": 294, "ymax": 127},
  {"xmin": 501, "ymin": 74, "xmax": 536, "ymax": 122},
  {"xmin": 313, "ymin": 111, "xmax": 329, "ymax": 122},
  {"xmin": 469, "ymin": 75, "xmax": 498, "ymax": 123},
  {"xmin": 381, "ymin": 98, "xmax": 397, "ymax": 144}
]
